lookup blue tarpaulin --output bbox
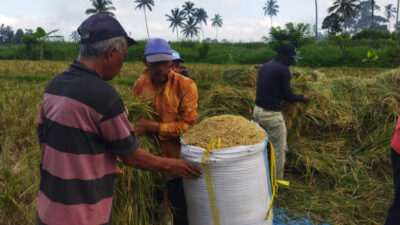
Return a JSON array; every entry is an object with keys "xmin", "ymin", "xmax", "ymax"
[{"xmin": 273, "ymin": 209, "xmax": 330, "ymax": 225}]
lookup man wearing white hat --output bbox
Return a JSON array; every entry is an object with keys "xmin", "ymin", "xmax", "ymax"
[
  {"xmin": 170, "ymin": 49, "xmax": 189, "ymax": 77},
  {"xmin": 132, "ymin": 38, "xmax": 198, "ymax": 225}
]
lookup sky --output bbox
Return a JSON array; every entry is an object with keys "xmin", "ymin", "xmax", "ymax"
[{"xmin": 0, "ymin": 0, "xmax": 397, "ymax": 42}]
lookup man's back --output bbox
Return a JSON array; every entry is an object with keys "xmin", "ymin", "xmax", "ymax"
[
  {"xmin": 37, "ymin": 62, "xmax": 138, "ymax": 225},
  {"xmin": 255, "ymin": 60, "xmax": 303, "ymax": 111}
]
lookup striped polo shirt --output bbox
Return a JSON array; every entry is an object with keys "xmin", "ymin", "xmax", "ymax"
[{"xmin": 36, "ymin": 61, "xmax": 139, "ymax": 225}]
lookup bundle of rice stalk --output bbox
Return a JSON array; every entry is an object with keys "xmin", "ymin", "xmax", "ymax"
[
  {"xmin": 123, "ymin": 95, "xmax": 158, "ymax": 122},
  {"xmin": 112, "ymin": 96, "xmax": 169, "ymax": 225},
  {"xmin": 221, "ymin": 67, "xmax": 258, "ymax": 88},
  {"xmin": 182, "ymin": 115, "xmax": 266, "ymax": 149},
  {"xmin": 198, "ymin": 85, "xmax": 255, "ymax": 121},
  {"xmin": 279, "ymin": 69, "xmax": 400, "ymax": 224},
  {"xmin": 284, "ymin": 75, "xmax": 355, "ymax": 137}
]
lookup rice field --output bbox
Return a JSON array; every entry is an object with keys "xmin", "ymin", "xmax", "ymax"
[{"xmin": 0, "ymin": 60, "xmax": 397, "ymax": 224}]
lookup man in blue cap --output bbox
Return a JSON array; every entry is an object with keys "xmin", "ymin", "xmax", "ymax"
[
  {"xmin": 253, "ymin": 44, "xmax": 309, "ymax": 180},
  {"xmin": 133, "ymin": 38, "xmax": 198, "ymax": 225},
  {"xmin": 36, "ymin": 15, "xmax": 201, "ymax": 225},
  {"xmin": 170, "ymin": 49, "xmax": 189, "ymax": 77}
]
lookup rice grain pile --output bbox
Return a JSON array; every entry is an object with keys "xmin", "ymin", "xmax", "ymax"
[{"xmin": 182, "ymin": 115, "xmax": 266, "ymax": 149}]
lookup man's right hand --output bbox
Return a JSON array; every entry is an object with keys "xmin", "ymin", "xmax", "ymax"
[
  {"xmin": 303, "ymin": 94, "xmax": 310, "ymax": 104},
  {"xmin": 165, "ymin": 158, "xmax": 202, "ymax": 179},
  {"xmin": 121, "ymin": 148, "xmax": 202, "ymax": 179}
]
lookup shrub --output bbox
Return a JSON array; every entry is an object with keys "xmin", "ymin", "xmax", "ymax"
[{"xmin": 352, "ymin": 29, "xmax": 391, "ymax": 40}]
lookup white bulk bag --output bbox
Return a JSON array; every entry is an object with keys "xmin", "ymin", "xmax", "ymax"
[{"xmin": 181, "ymin": 138, "xmax": 273, "ymax": 225}]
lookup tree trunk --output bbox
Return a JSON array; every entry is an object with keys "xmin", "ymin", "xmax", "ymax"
[
  {"xmin": 144, "ymin": 8, "xmax": 150, "ymax": 39},
  {"xmin": 315, "ymin": 0, "xmax": 318, "ymax": 39},
  {"xmin": 371, "ymin": 0, "xmax": 374, "ymax": 29},
  {"xmin": 216, "ymin": 27, "xmax": 218, "ymax": 41},
  {"xmin": 397, "ymin": 0, "xmax": 400, "ymax": 31},
  {"xmin": 176, "ymin": 28, "xmax": 179, "ymax": 41},
  {"xmin": 201, "ymin": 23, "xmax": 205, "ymax": 42},
  {"xmin": 40, "ymin": 41, "xmax": 44, "ymax": 60},
  {"xmin": 270, "ymin": 16, "xmax": 273, "ymax": 28}
]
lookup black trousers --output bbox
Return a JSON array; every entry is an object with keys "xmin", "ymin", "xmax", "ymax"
[
  {"xmin": 386, "ymin": 148, "xmax": 400, "ymax": 225},
  {"xmin": 166, "ymin": 178, "xmax": 189, "ymax": 225}
]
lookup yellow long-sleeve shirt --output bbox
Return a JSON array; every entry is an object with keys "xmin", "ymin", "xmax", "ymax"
[{"xmin": 132, "ymin": 70, "xmax": 198, "ymax": 160}]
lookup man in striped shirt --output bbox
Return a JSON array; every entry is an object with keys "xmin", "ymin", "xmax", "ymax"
[{"xmin": 36, "ymin": 14, "xmax": 202, "ymax": 225}]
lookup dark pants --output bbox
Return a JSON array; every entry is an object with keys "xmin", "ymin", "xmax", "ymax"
[
  {"xmin": 167, "ymin": 178, "xmax": 189, "ymax": 225},
  {"xmin": 386, "ymin": 148, "xmax": 400, "ymax": 225}
]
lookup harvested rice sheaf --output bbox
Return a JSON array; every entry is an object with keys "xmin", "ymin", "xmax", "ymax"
[{"xmin": 182, "ymin": 115, "xmax": 266, "ymax": 149}]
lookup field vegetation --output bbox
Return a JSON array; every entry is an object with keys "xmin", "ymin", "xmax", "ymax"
[
  {"xmin": 0, "ymin": 60, "xmax": 398, "ymax": 224},
  {"xmin": 2, "ymin": 38, "xmax": 400, "ymax": 67}
]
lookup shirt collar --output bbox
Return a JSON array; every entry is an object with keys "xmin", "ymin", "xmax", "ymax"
[{"xmin": 68, "ymin": 60, "xmax": 101, "ymax": 78}]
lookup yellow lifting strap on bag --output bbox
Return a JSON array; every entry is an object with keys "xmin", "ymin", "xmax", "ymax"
[
  {"xmin": 265, "ymin": 139, "xmax": 290, "ymax": 220},
  {"xmin": 201, "ymin": 138, "xmax": 222, "ymax": 225}
]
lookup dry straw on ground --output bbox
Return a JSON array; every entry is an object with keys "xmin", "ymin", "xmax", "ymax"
[{"xmin": 182, "ymin": 115, "xmax": 266, "ymax": 149}]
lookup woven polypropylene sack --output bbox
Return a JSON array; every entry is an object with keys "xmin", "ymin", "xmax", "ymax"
[{"xmin": 180, "ymin": 139, "xmax": 273, "ymax": 225}]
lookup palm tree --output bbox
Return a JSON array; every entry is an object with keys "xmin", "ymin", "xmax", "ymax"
[
  {"xmin": 70, "ymin": 31, "xmax": 80, "ymax": 42},
  {"xmin": 328, "ymin": 0, "xmax": 359, "ymax": 33},
  {"xmin": 211, "ymin": 14, "xmax": 223, "ymax": 41},
  {"xmin": 166, "ymin": 8, "xmax": 185, "ymax": 40},
  {"xmin": 315, "ymin": 0, "xmax": 318, "ymax": 39},
  {"xmin": 134, "ymin": 0, "xmax": 154, "ymax": 39},
  {"xmin": 263, "ymin": 0, "xmax": 279, "ymax": 29},
  {"xmin": 385, "ymin": 4, "xmax": 397, "ymax": 31},
  {"xmin": 181, "ymin": 17, "xmax": 200, "ymax": 40},
  {"xmin": 182, "ymin": 1, "xmax": 196, "ymax": 19},
  {"xmin": 85, "ymin": 0, "xmax": 116, "ymax": 17},
  {"xmin": 194, "ymin": 8, "xmax": 208, "ymax": 41}
]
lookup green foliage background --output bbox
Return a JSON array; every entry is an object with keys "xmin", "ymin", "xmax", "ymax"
[{"xmin": 3, "ymin": 39, "xmax": 400, "ymax": 67}]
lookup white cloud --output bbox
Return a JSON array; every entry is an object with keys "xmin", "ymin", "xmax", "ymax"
[
  {"xmin": 219, "ymin": 0, "xmax": 240, "ymax": 8},
  {"xmin": 0, "ymin": 14, "xmax": 18, "ymax": 26}
]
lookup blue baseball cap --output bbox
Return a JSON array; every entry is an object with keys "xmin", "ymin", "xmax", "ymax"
[
  {"xmin": 277, "ymin": 44, "xmax": 301, "ymax": 60},
  {"xmin": 145, "ymin": 38, "xmax": 173, "ymax": 62},
  {"xmin": 170, "ymin": 49, "xmax": 185, "ymax": 62},
  {"xmin": 78, "ymin": 14, "xmax": 137, "ymax": 46}
]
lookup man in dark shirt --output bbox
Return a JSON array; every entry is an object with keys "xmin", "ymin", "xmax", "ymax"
[
  {"xmin": 254, "ymin": 44, "xmax": 309, "ymax": 180},
  {"xmin": 36, "ymin": 14, "xmax": 201, "ymax": 225}
]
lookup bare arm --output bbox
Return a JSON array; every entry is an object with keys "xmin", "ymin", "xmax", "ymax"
[{"xmin": 121, "ymin": 148, "xmax": 202, "ymax": 179}]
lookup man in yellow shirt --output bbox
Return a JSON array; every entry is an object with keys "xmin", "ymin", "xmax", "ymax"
[{"xmin": 132, "ymin": 38, "xmax": 198, "ymax": 225}]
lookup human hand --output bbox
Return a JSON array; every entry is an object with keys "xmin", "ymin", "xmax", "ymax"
[
  {"xmin": 134, "ymin": 118, "xmax": 159, "ymax": 137},
  {"xmin": 134, "ymin": 118, "xmax": 150, "ymax": 137},
  {"xmin": 303, "ymin": 94, "xmax": 310, "ymax": 104},
  {"xmin": 167, "ymin": 159, "xmax": 202, "ymax": 179}
]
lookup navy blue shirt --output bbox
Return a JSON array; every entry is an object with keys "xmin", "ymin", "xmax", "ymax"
[{"xmin": 255, "ymin": 60, "xmax": 304, "ymax": 111}]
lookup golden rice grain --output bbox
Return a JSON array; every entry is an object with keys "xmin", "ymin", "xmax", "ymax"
[{"xmin": 182, "ymin": 115, "xmax": 266, "ymax": 149}]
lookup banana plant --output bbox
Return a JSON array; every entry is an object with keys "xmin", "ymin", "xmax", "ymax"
[
  {"xmin": 362, "ymin": 50, "xmax": 379, "ymax": 64},
  {"xmin": 22, "ymin": 27, "xmax": 62, "ymax": 60}
]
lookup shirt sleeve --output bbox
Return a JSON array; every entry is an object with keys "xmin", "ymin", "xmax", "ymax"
[
  {"xmin": 281, "ymin": 68, "xmax": 304, "ymax": 102},
  {"xmin": 158, "ymin": 82, "xmax": 198, "ymax": 138},
  {"xmin": 98, "ymin": 98, "xmax": 140, "ymax": 156}
]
